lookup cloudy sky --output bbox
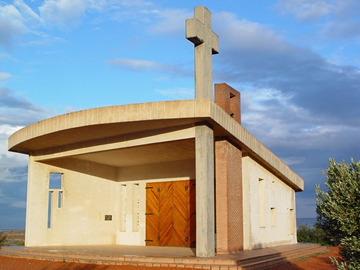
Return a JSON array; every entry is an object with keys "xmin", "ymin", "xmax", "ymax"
[{"xmin": 1, "ymin": 0, "xmax": 359, "ymax": 229}]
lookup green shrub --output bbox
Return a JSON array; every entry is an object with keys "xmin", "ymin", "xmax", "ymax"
[
  {"xmin": 297, "ymin": 224, "xmax": 329, "ymax": 246},
  {"xmin": 0, "ymin": 232, "xmax": 7, "ymax": 247}
]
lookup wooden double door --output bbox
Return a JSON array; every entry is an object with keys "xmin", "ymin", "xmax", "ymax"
[{"xmin": 145, "ymin": 180, "xmax": 196, "ymax": 247}]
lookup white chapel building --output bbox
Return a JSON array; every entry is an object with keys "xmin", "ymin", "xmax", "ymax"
[{"xmin": 8, "ymin": 6, "xmax": 303, "ymax": 258}]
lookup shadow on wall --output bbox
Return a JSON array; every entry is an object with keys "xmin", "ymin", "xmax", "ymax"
[
  {"xmin": 41, "ymin": 158, "xmax": 196, "ymax": 183},
  {"xmin": 41, "ymin": 158, "xmax": 117, "ymax": 182},
  {"xmin": 117, "ymin": 159, "xmax": 195, "ymax": 182}
]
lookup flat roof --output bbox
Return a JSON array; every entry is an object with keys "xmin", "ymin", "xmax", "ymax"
[{"xmin": 8, "ymin": 98, "xmax": 304, "ymax": 191}]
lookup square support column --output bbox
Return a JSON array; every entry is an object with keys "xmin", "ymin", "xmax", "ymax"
[
  {"xmin": 195, "ymin": 124, "xmax": 215, "ymax": 257},
  {"xmin": 215, "ymin": 139, "xmax": 243, "ymax": 253}
]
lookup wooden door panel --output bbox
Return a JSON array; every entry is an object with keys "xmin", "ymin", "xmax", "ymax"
[
  {"xmin": 173, "ymin": 181, "xmax": 188, "ymax": 246},
  {"xmin": 146, "ymin": 180, "xmax": 196, "ymax": 247},
  {"xmin": 145, "ymin": 183, "xmax": 160, "ymax": 246},
  {"xmin": 159, "ymin": 182, "xmax": 173, "ymax": 246}
]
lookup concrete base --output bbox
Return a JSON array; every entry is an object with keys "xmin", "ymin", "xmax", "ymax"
[{"xmin": 1, "ymin": 243, "xmax": 328, "ymax": 269}]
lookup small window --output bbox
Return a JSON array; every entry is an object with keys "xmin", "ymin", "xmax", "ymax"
[
  {"xmin": 259, "ymin": 178, "xmax": 266, "ymax": 228},
  {"xmin": 49, "ymin": 173, "xmax": 62, "ymax": 189},
  {"xmin": 47, "ymin": 191, "xmax": 52, "ymax": 228},
  {"xmin": 48, "ymin": 173, "xmax": 63, "ymax": 229},
  {"xmin": 290, "ymin": 209, "xmax": 295, "ymax": 235},
  {"xmin": 271, "ymin": 207, "xmax": 276, "ymax": 227},
  {"xmin": 132, "ymin": 184, "xmax": 140, "ymax": 232},
  {"xmin": 120, "ymin": 184, "xmax": 126, "ymax": 232},
  {"xmin": 58, "ymin": 191, "xmax": 63, "ymax": 208}
]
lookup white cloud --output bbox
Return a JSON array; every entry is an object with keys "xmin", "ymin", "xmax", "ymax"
[
  {"xmin": 0, "ymin": 72, "xmax": 12, "ymax": 81},
  {"xmin": 213, "ymin": 12, "xmax": 287, "ymax": 52},
  {"xmin": 213, "ymin": 11, "xmax": 360, "ymax": 124},
  {"xmin": 322, "ymin": 20, "xmax": 360, "ymax": 40},
  {"xmin": 108, "ymin": 58, "xmax": 165, "ymax": 71},
  {"xmin": 276, "ymin": 0, "xmax": 360, "ymax": 40},
  {"xmin": 241, "ymin": 86, "xmax": 360, "ymax": 152},
  {"xmin": 108, "ymin": 58, "xmax": 192, "ymax": 77},
  {"xmin": 0, "ymin": 4, "xmax": 27, "ymax": 49},
  {"xmin": 120, "ymin": 0, "xmax": 153, "ymax": 8},
  {"xmin": 0, "ymin": 88, "xmax": 50, "ymax": 127},
  {"xmin": 0, "ymin": 1, "xmax": 64, "ymax": 49},
  {"xmin": 0, "ymin": 168, "xmax": 28, "ymax": 183},
  {"xmin": 11, "ymin": 201, "xmax": 26, "ymax": 208},
  {"xmin": 281, "ymin": 156, "xmax": 306, "ymax": 166},
  {"xmin": 14, "ymin": 0, "xmax": 42, "ymax": 24},
  {"xmin": 0, "ymin": 124, "xmax": 22, "ymax": 136},
  {"xmin": 148, "ymin": 8, "xmax": 191, "ymax": 35},
  {"xmin": 276, "ymin": 0, "xmax": 333, "ymax": 21},
  {"xmin": 0, "ymin": 124, "xmax": 27, "ymax": 174},
  {"xmin": 0, "ymin": 1, "xmax": 188, "ymax": 49},
  {"xmin": 0, "ymin": 53, "xmax": 14, "ymax": 62},
  {"xmin": 155, "ymin": 88, "xmax": 193, "ymax": 99},
  {"xmin": 39, "ymin": 0, "xmax": 86, "ymax": 30}
]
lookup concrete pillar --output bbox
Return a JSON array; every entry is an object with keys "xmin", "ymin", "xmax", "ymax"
[
  {"xmin": 195, "ymin": 124, "xmax": 215, "ymax": 257},
  {"xmin": 25, "ymin": 156, "xmax": 47, "ymax": 246}
]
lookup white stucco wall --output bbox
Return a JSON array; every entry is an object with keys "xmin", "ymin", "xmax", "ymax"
[
  {"xmin": 25, "ymin": 157, "xmax": 119, "ymax": 246},
  {"xmin": 25, "ymin": 157, "xmax": 195, "ymax": 247},
  {"xmin": 242, "ymin": 156, "xmax": 297, "ymax": 250}
]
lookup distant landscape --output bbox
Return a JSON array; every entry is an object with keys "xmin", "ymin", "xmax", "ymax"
[
  {"xmin": 297, "ymin": 217, "xmax": 316, "ymax": 228},
  {"xmin": 0, "ymin": 217, "xmax": 316, "ymax": 247},
  {"xmin": 0, "ymin": 230, "xmax": 25, "ymax": 246}
]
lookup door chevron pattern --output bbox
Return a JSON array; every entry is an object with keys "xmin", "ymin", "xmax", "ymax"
[{"xmin": 145, "ymin": 180, "xmax": 196, "ymax": 247}]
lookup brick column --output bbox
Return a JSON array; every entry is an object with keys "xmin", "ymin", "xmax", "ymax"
[{"xmin": 215, "ymin": 139, "xmax": 243, "ymax": 253}]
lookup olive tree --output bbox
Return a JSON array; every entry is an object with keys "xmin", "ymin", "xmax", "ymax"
[{"xmin": 315, "ymin": 158, "xmax": 360, "ymax": 269}]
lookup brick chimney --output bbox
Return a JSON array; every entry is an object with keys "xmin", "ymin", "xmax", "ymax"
[{"xmin": 214, "ymin": 83, "xmax": 241, "ymax": 124}]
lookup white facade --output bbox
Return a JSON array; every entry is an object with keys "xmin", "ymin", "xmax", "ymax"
[
  {"xmin": 25, "ymin": 157, "xmax": 195, "ymax": 247},
  {"xmin": 243, "ymin": 156, "xmax": 297, "ymax": 250}
]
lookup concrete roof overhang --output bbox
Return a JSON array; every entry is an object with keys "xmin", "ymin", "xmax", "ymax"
[{"xmin": 8, "ymin": 99, "xmax": 304, "ymax": 191}]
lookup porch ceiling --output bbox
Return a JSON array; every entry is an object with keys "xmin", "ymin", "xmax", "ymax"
[
  {"xmin": 8, "ymin": 99, "xmax": 304, "ymax": 191},
  {"xmin": 71, "ymin": 139, "xmax": 195, "ymax": 167}
]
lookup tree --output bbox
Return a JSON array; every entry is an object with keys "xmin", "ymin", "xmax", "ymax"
[
  {"xmin": 297, "ymin": 224, "xmax": 328, "ymax": 245},
  {"xmin": 315, "ymin": 158, "xmax": 360, "ymax": 269}
]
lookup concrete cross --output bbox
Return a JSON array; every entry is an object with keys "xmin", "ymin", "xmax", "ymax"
[{"xmin": 186, "ymin": 6, "xmax": 219, "ymax": 100}]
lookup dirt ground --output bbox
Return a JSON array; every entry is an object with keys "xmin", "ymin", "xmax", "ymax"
[
  {"xmin": 0, "ymin": 247, "xmax": 341, "ymax": 270},
  {"xmin": 268, "ymin": 246, "xmax": 341, "ymax": 270}
]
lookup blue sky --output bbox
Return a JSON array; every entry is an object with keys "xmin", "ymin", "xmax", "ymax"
[{"xmin": 0, "ymin": 0, "xmax": 360, "ymax": 229}]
